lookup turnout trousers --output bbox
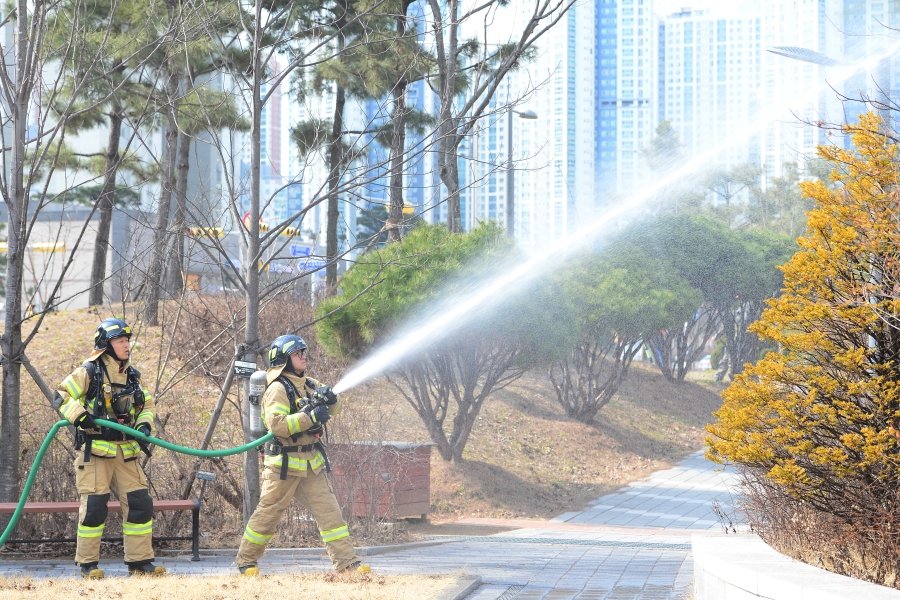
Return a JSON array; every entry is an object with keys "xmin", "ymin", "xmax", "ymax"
[
  {"xmin": 74, "ymin": 445, "xmax": 155, "ymax": 565},
  {"xmin": 236, "ymin": 469, "xmax": 358, "ymax": 571}
]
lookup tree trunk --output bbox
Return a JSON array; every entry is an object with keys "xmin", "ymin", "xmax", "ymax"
[
  {"xmin": 325, "ymin": 84, "xmax": 346, "ymax": 291},
  {"xmin": 88, "ymin": 99, "xmax": 123, "ymax": 307},
  {"xmin": 144, "ymin": 67, "xmax": 180, "ymax": 326},
  {"xmin": 0, "ymin": 0, "xmax": 32, "ymax": 511},
  {"xmin": 431, "ymin": 0, "xmax": 462, "ymax": 233},
  {"xmin": 442, "ymin": 141, "xmax": 462, "ymax": 232},
  {"xmin": 387, "ymin": 78, "xmax": 407, "ymax": 242},
  {"xmin": 167, "ymin": 128, "xmax": 191, "ymax": 295},
  {"xmin": 387, "ymin": 7, "xmax": 410, "ymax": 242},
  {"xmin": 242, "ymin": 22, "xmax": 266, "ymax": 517}
]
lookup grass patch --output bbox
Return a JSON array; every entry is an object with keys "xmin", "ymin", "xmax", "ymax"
[{"xmin": 0, "ymin": 572, "xmax": 456, "ymax": 600}]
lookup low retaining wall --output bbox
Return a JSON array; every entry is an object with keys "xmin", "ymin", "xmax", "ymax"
[{"xmin": 693, "ymin": 533, "xmax": 900, "ymax": 599}]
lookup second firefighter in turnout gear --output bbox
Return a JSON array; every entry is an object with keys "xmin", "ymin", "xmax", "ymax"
[
  {"xmin": 235, "ymin": 334, "xmax": 366, "ymax": 576},
  {"xmin": 56, "ymin": 318, "xmax": 166, "ymax": 579}
]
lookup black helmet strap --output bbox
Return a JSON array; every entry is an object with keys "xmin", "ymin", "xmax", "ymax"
[
  {"xmin": 282, "ymin": 355, "xmax": 305, "ymax": 377},
  {"xmin": 105, "ymin": 343, "xmax": 124, "ymax": 362}
]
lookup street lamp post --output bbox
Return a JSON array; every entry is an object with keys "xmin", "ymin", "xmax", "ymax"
[{"xmin": 506, "ymin": 109, "xmax": 538, "ymax": 239}]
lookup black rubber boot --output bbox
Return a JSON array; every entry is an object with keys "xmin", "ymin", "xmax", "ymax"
[
  {"xmin": 80, "ymin": 563, "xmax": 103, "ymax": 579},
  {"xmin": 342, "ymin": 560, "xmax": 370, "ymax": 574},
  {"xmin": 128, "ymin": 561, "xmax": 166, "ymax": 576}
]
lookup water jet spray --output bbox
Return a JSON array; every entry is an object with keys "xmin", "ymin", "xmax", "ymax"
[{"xmin": 332, "ymin": 38, "xmax": 900, "ymax": 396}]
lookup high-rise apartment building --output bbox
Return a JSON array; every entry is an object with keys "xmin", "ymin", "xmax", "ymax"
[
  {"xmin": 425, "ymin": 1, "xmax": 600, "ymax": 245},
  {"xmin": 758, "ymin": 0, "xmax": 842, "ymax": 175},
  {"xmin": 453, "ymin": 0, "xmax": 659, "ymax": 245},
  {"xmin": 659, "ymin": 1, "xmax": 891, "ymax": 179},
  {"xmin": 661, "ymin": 4, "xmax": 762, "ymax": 170},
  {"xmin": 516, "ymin": 1, "xmax": 598, "ymax": 243},
  {"xmin": 835, "ymin": 0, "xmax": 900, "ymax": 127},
  {"xmin": 595, "ymin": 0, "xmax": 658, "ymax": 209},
  {"xmin": 236, "ymin": 60, "xmax": 307, "ymax": 228}
]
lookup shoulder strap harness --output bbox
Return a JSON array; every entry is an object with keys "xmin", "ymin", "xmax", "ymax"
[
  {"xmin": 269, "ymin": 376, "xmax": 329, "ymax": 479},
  {"xmin": 80, "ymin": 360, "xmax": 145, "ymax": 449}
]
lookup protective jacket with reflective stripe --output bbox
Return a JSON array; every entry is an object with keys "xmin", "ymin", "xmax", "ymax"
[
  {"xmin": 57, "ymin": 353, "xmax": 155, "ymax": 459},
  {"xmin": 261, "ymin": 373, "xmax": 341, "ymax": 477}
]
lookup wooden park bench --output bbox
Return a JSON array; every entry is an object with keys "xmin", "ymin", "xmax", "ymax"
[{"xmin": 0, "ymin": 499, "xmax": 203, "ymax": 560}]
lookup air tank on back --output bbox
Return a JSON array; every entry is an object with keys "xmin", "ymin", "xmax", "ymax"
[{"xmin": 248, "ymin": 370, "xmax": 268, "ymax": 439}]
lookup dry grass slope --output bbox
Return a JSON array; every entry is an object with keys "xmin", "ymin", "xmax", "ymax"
[
  {"xmin": 360, "ymin": 361, "xmax": 723, "ymax": 520},
  {"xmin": 0, "ymin": 572, "xmax": 455, "ymax": 600}
]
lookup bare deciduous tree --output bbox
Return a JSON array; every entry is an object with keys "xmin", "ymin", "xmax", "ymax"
[
  {"xmin": 0, "ymin": 0, "xmax": 170, "ymax": 508},
  {"xmin": 427, "ymin": 0, "xmax": 574, "ymax": 232},
  {"xmin": 389, "ymin": 333, "xmax": 530, "ymax": 462}
]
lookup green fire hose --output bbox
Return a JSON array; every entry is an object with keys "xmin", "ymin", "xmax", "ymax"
[{"xmin": 0, "ymin": 419, "xmax": 273, "ymax": 547}]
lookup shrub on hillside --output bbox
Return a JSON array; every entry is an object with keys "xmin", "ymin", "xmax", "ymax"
[
  {"xmin": 620, "ymin": 214, "xmax": 794, "ymax": 382},
  {"xmin": 548, "ymin": 246, "xmax": 700, "ymax": 422},
  {"xmin": 316, "ymin": 223, "xmax": 571, "ymax": 462},
  {"xmin": 707, "ymin": 113, "xmax": 900, "ymax": 588}
]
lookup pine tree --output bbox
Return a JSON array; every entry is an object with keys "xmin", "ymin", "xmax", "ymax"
[{"xmin": 47, "ymin": 0, "xmax": 163, "ymax": 306}]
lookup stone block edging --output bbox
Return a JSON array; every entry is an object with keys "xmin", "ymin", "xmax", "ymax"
[
  {"xmin": 158, "ymin": 538, "xmax": 452, "ymax": 559},
  {"xmin": 693, "ymin": 533, "xmax": 900, "ymax": 599},
  {"xmin": 434, "ymin": 575, "xmax": 482, "ymax": 600}
]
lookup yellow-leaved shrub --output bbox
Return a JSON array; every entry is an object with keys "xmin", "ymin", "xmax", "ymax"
[{"xmin": 707, "ymin": 113, "xmax": 900, "ymax": 587}]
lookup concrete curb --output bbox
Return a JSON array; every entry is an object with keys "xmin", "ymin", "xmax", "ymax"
[
  {"xmin": 434, "ymin": 575, "xmax": 482, "ymax": 600},
  {"xmin": 158, "ymin": 538, "xmax": 454, "ymax": 559},
  {"xmin": 693, "ymin": 533, "xmax": 900, "ymax": 599},
  {"xmin": 359, "ymin": 539, "xmax": 454, "ymax": 556}
]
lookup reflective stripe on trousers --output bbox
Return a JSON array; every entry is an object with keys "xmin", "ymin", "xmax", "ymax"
[
  {"xmin": 321, "ymin": 524, "xmax": 349, "ymax": 543},
  {"xmin": 243, "ymin": 526, "xmax": 274, "ymax": 545},
  {"xmin": 123, "ymin": 520, "xmax": 153, "ymax": 536}
]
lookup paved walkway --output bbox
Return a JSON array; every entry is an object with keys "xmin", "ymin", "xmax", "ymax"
[{"xmin": 0, "ymin": 450, "xmax": 739, "ymax": 599}]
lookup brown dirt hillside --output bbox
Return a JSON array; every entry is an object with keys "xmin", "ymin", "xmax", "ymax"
[
  {"xmin": 9, "ymin": 307, "xmax": 724, "ymax": 546},
  {"xmin": 357, "ymin": 362, "xmax": 724, "ymax": 521}
]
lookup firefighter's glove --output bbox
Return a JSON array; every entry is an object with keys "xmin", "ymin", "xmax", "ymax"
[
  {"xmin": 310, "ymin": 405, "xmax": 331, "ymax": 425},
  {"xmin": 135, "ymin": 424, "xmax": 153, "ymax": 456},
  {"xmin": 316, "ymin": 386, "xmax": 338, "ymax": 405},
  {"xmin": 74, "ymin": 413, "xmax": 97, "ymax": 430}
]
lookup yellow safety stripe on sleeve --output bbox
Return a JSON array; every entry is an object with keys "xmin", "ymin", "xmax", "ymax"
[
  {"xmin": 286, "ymin": 413, "xmax": 303, "ymax": 436},
  {"xmin": 243, "ymin": 526, "xmax": 273, "ymax": 545},
  {"xmin": 63, "ymin": 376, "xmax": 83, "ymax": 400},
  {"xmin": 78, "ymin": 523, "xmax": 105, "ymax": 538},
  {"xmin": 123, "ymin": 520, "xmax": 153, "ymax": 536},
  {"xmin": 268, "ymin": 404, "xmax": 290, "ymax": 416},
  {"xmin": 143, "ymin": 390, "xmax": 152, "ymax": 403},
  {"xmin": 320, "ymin": 525, "xmax": 349, "ymax": 543},
  {"xmin": 60, "ymin": 400, "xmax": 84, "ymax": 421},
  {"xmin": 136, "ymin": 410, "xmax": 154, "ymax": 422}
]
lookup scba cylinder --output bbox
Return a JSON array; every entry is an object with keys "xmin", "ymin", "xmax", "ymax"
[{"xmin": 248, "ymin": 370, "xmax": 268, "ymax": 438}]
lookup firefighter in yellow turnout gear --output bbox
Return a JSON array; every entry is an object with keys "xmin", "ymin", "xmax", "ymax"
[
  {"xmin": 56, "ymin": 318, "xmax": 166, "ymax": 579},
  {"xmin": 236, "ymin": 334, "xmax": 366, "ymax": 575}
]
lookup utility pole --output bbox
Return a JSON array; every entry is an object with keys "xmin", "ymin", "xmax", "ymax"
[{"xmin": 506, "ymin": 109, "xmax": 537, "ymax": 240}]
